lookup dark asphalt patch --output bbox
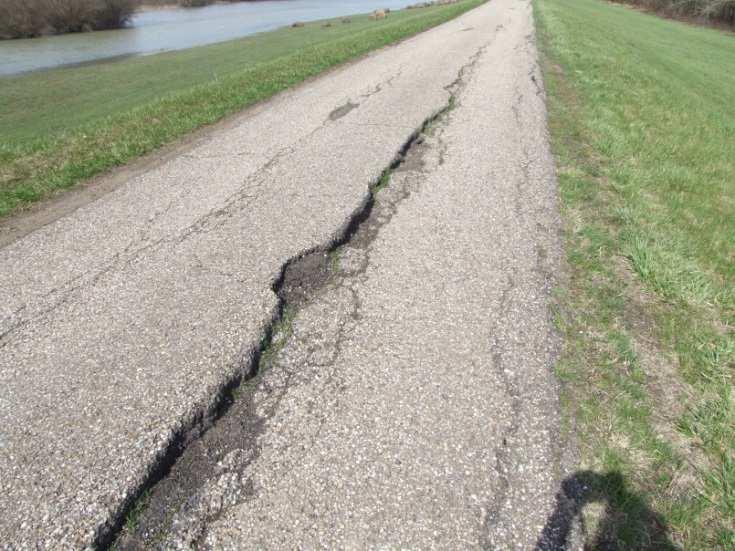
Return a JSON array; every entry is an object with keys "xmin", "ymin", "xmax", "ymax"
[{"xmin": 328, "ymin": 100, "xmax": 359, "ymax": 121}]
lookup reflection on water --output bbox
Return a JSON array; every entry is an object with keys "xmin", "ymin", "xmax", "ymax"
[{"xmin": 0, "ymin": 0, "xmax": 416, "ymax": 76}]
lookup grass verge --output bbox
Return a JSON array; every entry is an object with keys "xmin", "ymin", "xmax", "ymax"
[
  {"xmin": 534, "ymin": 0, "xmax": 734, "ymax": 547},
  {"xmin": 0, "ymin": 0, "xmax": 483, "ymax": 217}
]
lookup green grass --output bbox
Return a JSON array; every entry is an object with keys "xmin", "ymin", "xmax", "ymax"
[
  {"xmin": 122, "ymin": 489, "xmax": 151, "ymax": 534},
  {"xmin": 0, "ymin": 0, "xmax": 484, "ymax": 217},
  {"xmin": 535, "ymin": 0, "xmax": 734, "ymax": 546}
]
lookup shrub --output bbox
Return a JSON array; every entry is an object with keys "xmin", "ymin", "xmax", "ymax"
[
  {"xmin": 0, "ymin": 0, "xmax": 49, "ymax": 38},
  {"xmin": 612, "ymin": 0, "xmax": 735, "ymax": 25},
  {"xmin": 704, "ymin": 0, "xmax": 735, "ymax": 24},
  {"xmin": 44, "ymin": 0, "xmax": 97, "ymax": 33},
  {"xmin": 179, "ymin": 0, "xmax": 213, "ymax": 7},
  {"xmin": 95, "ymin": 0, "xmax": 137, "ymax": 30},
  {"xmin": 0, "ymin": 0, "xmax": 137, "ymax": 38}
]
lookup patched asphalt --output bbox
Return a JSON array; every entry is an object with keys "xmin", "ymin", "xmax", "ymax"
[{"xmin": 0, "ymin": 0, "xmax": 568, "ymax": 547}]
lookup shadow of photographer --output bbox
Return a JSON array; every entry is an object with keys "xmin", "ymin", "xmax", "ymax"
[{"xmin": 536, "ymin": 470, "xmax": 680, "ymax": 550}]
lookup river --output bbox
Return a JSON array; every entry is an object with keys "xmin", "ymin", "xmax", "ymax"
[{"xmin": 0, "ymin": 0, "xmax": 419, "ymax": 77}]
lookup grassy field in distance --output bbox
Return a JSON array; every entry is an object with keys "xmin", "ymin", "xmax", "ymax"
[
  {"xmin": 535, "ymin": 0, "xmax": 734, "ymax": 546},
  {"xmin": 0, "ymin": 0, "xmax": 484, "ymax": 217}
]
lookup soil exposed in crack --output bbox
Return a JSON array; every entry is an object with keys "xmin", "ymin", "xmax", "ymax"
[
  {"xmin": 107, "ymin": 57, "xmax": 469, "ymax": 549},
  {"xmin": 279, "ymin": 250, "xmax": 333, "ymax": 307}
]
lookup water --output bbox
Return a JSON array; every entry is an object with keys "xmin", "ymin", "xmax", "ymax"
[{"xmin": 0, "ymin": 0, "xmax": 417, "ymax": 77}]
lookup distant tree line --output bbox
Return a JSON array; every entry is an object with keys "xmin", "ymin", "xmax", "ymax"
[
  {"xmin": 5, "ymin": 0, "xmax": 730, "ymax": 41},
  {"xmin": 133, "ymin": 0, "xmax": 252, "ymax": 9},
  {"xmin": 0, "ymin": 0, "xmax": 248, "ymax": 39},
  {"xmin": 612, "ymin": 0, "xmax": 734, "ymax": 26},
  {"xmin": 146, "ymin": 0, "xmax": 232, "ymax": 6}
]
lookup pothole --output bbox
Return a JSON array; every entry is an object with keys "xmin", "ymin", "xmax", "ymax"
[{"xmin": 279, "ymin": 250, "xmax": 332, "ymax": 307}]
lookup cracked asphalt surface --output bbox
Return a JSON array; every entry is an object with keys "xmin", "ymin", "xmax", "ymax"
[{"xmin": 0, "ymin": 0, "xmax": 566, "ymax": 547}]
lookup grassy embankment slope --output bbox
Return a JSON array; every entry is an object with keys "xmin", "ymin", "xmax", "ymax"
[
  {"xmin": 0, "ymin": 0, "xmax": 483, "ymax": 217},
  {"xmin": 535, "ymin": 0, "xmax": 733, "ymax": 546}
]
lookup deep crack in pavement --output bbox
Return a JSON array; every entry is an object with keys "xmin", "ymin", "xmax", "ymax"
[
  {"xmin": 0, "ymin": 0, "xmax": 568, "ymax": 547},
  {"xmin": 113, "ymin": 75, "xmax": 466, "ymax": 549},
  {"xmin": 121, "ymin": 0, "xmax": 566, "ymax": 546}
]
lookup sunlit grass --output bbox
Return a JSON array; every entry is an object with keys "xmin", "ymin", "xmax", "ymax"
[{"xmin": 535, "ymin": 0, "xmax": 734, "ymax": 546}]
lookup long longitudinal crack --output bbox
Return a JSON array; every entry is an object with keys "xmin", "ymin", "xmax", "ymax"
[{"xmin": 102, "ymin": 44, "xmax": 487, "ymax": 549}]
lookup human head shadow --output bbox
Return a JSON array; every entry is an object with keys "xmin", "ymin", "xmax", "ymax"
[{"xmin": 536, "ymin": 470, "xmax": 680, "ymax": 550}]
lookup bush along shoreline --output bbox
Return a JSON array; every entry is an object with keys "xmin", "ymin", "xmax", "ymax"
[
  {"xmin": 0, "ymin": 0, "xmax": 267, "ymax": 39},
  {"xmin": 0, "ymin": 0, "xmax": 137, "ymax": 39}
]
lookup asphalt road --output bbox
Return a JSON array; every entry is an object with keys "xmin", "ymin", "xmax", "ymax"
[{"xmin": 0, "ymin": 0, "xmax": 566, "ymax": 547}]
